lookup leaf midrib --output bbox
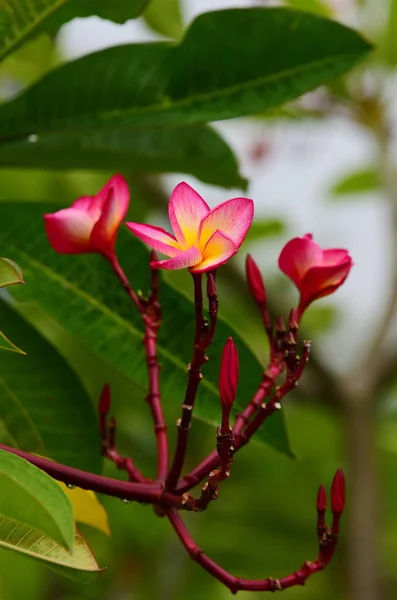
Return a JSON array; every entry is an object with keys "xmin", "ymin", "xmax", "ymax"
[{"xmin": 0, "ymin": 51, "xmax": 367, "ymax": 142}]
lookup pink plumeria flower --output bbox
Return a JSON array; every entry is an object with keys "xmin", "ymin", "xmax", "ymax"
[
  {"xmin": 126, "ymin": 182, "xmax": 254, "ymax": 273},
  {"xmin": 278, "ymin": 233, "xmax": 353, "ymax": 316},
  {"xmin": 44, "ymin": 174, "xmax": 129, "ymax": 259}
]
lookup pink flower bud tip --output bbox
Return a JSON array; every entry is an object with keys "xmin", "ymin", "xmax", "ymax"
[
  {"xmin": 98, "ymin": 384, "xmax": 111, "ymax": 416},
  {"xmin": 127, "ymin": 181, "xmax": 254, "ymax": 273},
  {"xmin": 44, "ymin": 174, "xmax": 129, "ymax": 258},
  {"xmin": 316, "ymin": 485, "xmax": 327, "ymax": 512},
  {"xmin": 278, "ymin": 234, "xmax": 353, "ymax": 315},
  {"xmin": 245, "ymin": 254, "xmax": 266, "ymax": 304},
  {"xmin": 219, "ymin": 337, "xmax": 239, "ymax": 410},
  {"xmin": 331, "ymin": 469, "xmax": 345, "ymax": 515}
]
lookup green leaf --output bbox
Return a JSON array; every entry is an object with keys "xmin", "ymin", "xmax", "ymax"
[
  {"xmin": 283, "ymin": 0, "xmax": 332, "ymax": 17},
  {"xmin": 143, "ymin": 0, "xmax": 184, "ymax": 40},
  {"xmin": 330, "ymin": 168, "xmax": 380, "ymax": 196},
  {"xmin": 0, "ymin": 0, "xmax": 148, "ymax": 63},
  {"xmin": 0, "ymin": 519, "xmax": 103, "ymax": 582},
  {"xmin": 0, "ymin": 257, "xmax": 24, "ymax": 288},
  {"xmin": 244, "ymin": 219, "xmax": 285, "ymax": 243},
  {"xmin": 0, "ymin": 202, "xmax": 292, "ymax": 457},
  {"xmin": 0, "ymin": 301, "xmax": 101, "ymax": 472},
  {"xmin": 0, "ymin": 8, "xmax": 372, "ymax": 142},
  {"xmin": 0, "ymin": 125, "xmax": 247, "ymax": 190},
  {"xmin": 0, "ymin": 450, "xmax": 74, "ymax": 550}
]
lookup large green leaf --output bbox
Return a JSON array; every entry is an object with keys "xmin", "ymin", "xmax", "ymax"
[
  {"xmin": 0, "ymin": 202, "xmax": 292, "ymax": 457},
  {"xmin": 0, "ymin": 519, "xmax": 103, "ymax": 582},
  {"xmin": 0, "ymin": 0, "xmax": 148, "ymax": 64},
  {"xmin": 0, "ymin": 125, "xmax": 247, "ymax": 190},
  {"xmin": 0, "ymin": 450, "xmax": 74, "ymax": 550},
  {"xmin": 0, "ymin": 8, "xmax": 371, "ymax": 142},
  {"xmin": 0, "ymin": 301, "xmax": 101, "ymax": 472}
]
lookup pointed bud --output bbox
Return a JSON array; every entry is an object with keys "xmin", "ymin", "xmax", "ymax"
[
  {"xmin": 331, "ymin": 469, "xmax": 345, "ymax": 515},
  {"xmin": 245, "ymin": 254, "xmax": 266, "ymax": 304},
  {"xmin": 219, "ymin": 337, "xmax": 239, "ymax": 411},
  {"xmin": 316, "ymin": 485, "xmax": 327, "ymax": 512},
  {"xmin": 207, "ymin": 272, "xmax": 217, "ymax": 297},
  {"xmin": 246, "ymin": 254, "xmax": 266, "ymax": 304},
  {"xmin": 98, "ymin": 384, "xmax": 111, "ymax": 416}
]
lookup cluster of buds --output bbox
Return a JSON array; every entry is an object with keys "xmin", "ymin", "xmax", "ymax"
[{"xmin": 1, "ymin": 175, "xmax": 353, "ymax": 593}]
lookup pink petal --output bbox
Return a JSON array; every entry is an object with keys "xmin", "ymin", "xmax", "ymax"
[
  {"xmin": 300, "ymin": 262, "xmax": 352, "ymax": 308},
  {"xmin": 151, "ymin": 246, "xmax": 202, "ymax": 270},
  {"xmin": 168, "ymin": 182, "xmax": 210, "ymax": 248},
  {"xmin": 322, "ymin": 248, "xmax": 351, "ymax": 267},
  {"xmin": 198, "ymin": 197, "xmax": 254, "ymax": 249},
  {"xmin": 190, "ymin": 230, "xmax": 237, "ymax": 273},
  {"xmin": 44, "ymin": 209, "xmax": 94, "ymax": 254},
  {"xmin": 278, "ymin": 236, "xmax": 323, "ymax": 289},
  {"xmin": 91, "ymin": 175, "xmax": 130, "ymax": 250},
  {"xmin": 126, "ymin": 222, "xmax": 181, "ymax": 257}
]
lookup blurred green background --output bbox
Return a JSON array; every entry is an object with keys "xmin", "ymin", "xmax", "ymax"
[{"xmin": 0, "ymin": 1, "xmax": 396, "ymax": 599}]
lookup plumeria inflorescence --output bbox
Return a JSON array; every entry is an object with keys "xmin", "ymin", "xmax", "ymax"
[{"xmin": 1, "ymin": 175, "xmax": 353, "ymax": 594}]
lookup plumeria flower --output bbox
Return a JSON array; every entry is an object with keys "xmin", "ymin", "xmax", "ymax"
[
  {"xmin": 278, "ymin": 233, "xmax": 352, "ymax": 315},
  {"xmin": 44, "ymin": 174, "xmax": 129, "ymax": 258},
  {"xmin": 126, "ymin": 182, "xmax": 254, "ymax": 273}
]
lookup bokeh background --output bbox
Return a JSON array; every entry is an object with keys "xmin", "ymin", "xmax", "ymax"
[{"xmin": 0, "ymin": 0, "xmax": 396, "ymax": 599}]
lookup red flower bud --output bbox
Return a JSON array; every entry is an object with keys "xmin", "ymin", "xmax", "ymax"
[
  {"xmin": 245, "ymin": 254, "xmax": 266, "ymax": 304},
  {"xmin": 278, "ymin": 234, "xmax": 352, "ymax": 315},
  {"xmin": 98, "ymin": 384, "xmax": 111, "ymax": 416},
  {"xmin": 316, "ymin": 484, "xmax": 327, "ymax": 512},
  {"xmin": 44, "ymin": 174, "xmax": 129, "ymax": 259},
  {"xmin": 219, "ymin": 337, "xmax": 239, "ymax": 411},
  {"xmin": 331, "ymin": 469, "xmax": 345, "ymax": 515}
]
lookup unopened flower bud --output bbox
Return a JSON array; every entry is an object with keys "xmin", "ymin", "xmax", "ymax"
[
  {"xmin": 331, "ymin": 469, "xmax": 345, "ymax": 515},
  {"xmin": 316, "ymin": 485, "xmax": 327, "ymax": 512},
  {"xmin": 98, "ymin": 384, "xmax": 111, "ymax": 416},
  {"xmin": 219, "ymin": 337, "xmax": 239, "ymax": 411},
  {"xmin": 245, "ymin": 254, "xmax": 266, "ymax": 304}
]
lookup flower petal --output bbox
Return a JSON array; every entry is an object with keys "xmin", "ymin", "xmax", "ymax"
[
  {"xmin": 278, "ymin": 235, "xmax": 323, "ymax": 289},
  {"xmin": 91, "ymin": 175, "xmax": 130, "ymax": 251},
  {"xmin": 126, "ymin": 222, "xmax": 181, "ymax": 257},
  {"xmin": 151, "ymin": 246, "xmax": 202, "ymax": 270},
  {"xmin": 168, "ymin": 182, "xmax": 210, "ymax": 248},
  {"xmin": 44, "ymin": 209, "xmax": 94, "ymax": 254},
  {"xmin": 198, "ymin": 197, "xmax": 254, "ymax": 249},
  {"xmin": 322, "ymin": 248, "xmax": 351, "ymax": 267},
  {"xmin": 190, "ymin": 230, "xmax": 237, "ymax": 273},
  {"xmin": 300, "ymin": 262, "xmax": 352, "ymax": 309}
]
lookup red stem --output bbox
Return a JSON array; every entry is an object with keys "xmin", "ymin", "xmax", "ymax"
[
  {"xmin": 176, "ymin": 363, "xmax": 284, "ymax": 494},
  {"xmin": 167, "ymin": 507, "xmax": 338, "ymax": 594},
  {"xmin": 166, "ymin": 273, "xmax": 218, "ymax": 490},
  {"xmin": 108, "ymin": 255, "xmax": 168, "ymax": 482}
]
